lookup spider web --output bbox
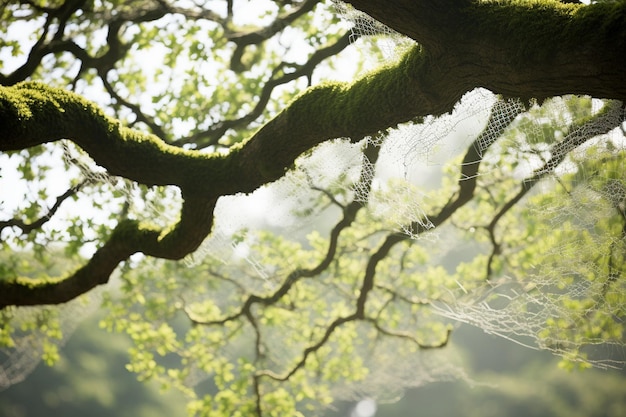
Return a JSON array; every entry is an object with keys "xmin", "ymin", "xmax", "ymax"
[
  {"xmin": 226, "ymin": 2, "xmax": 626, "ymax": 383},
  {"xmin": 429, "ymin": 99, "xmax": 626, "ymax": 369},
  {"xmin": 332, "ymin": 0, "xmax": 414, "ymax": 63},
  {"xmin": 0, "ymin": 288, "xmax": 103, "ymax": 390}
]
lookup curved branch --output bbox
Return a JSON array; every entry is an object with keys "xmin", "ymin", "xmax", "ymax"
[
  {"xmin": 255, "ymin": 313, "xmax": 358, "ymax": 381},
  {"xmin": 227, "ymin": 0, "xmax": 321, "ymax": 71},
  {"xmin": 0, "ymin": 73, "xmax": 514, "ymax": 308},
  {"xmin": 1, "ymin": 0, "xmax": 625, "ymax": 309},
  {"xmin": 2, "ymin": 44, "xmax": 440, "ymax": 193},
  {"xmin": 0, "ymin": 180, "xmax": 87, "ymax": 235},
  {"xmin": 0, "ymin": 193, "xmax": 216, "ymax": 307},
  {"xmin": 364, "ymin": 317, "xmax": 452, "ymax": 349},
  {"xmin": 255, "ymin": 294, "xmax": 450, "ymax": 383}
]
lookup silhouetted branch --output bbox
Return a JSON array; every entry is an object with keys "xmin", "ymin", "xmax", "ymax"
[
  {"xmin": 174, "ymin": 31, "xmax": 354, "ymax": 148},
  {"xmin": 0, "ymin": 180, "xmax": 87, "ymax": 235},
  {"xmin": 227, "ymin": 0, "xmax": 320, "ymax": 72},
  {"xmin": 255, "ymin": 313, "xmax": 358, "ymax": 381},
  {"xmin": 364, "ymin": 317, "xmax": 452, "ymax": 349}
]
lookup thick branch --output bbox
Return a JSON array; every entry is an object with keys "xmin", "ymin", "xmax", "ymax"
[
  {"xmin": 0, "ymin": 45, "xmax": 465, "ymax": 196},
  {"xmin": 1, "ymin": 0, "xmax": 625, "ymax": 309},
  {"xmin": 0, "ymin": 193, "xmax": 216, "ymax": 307},
  {"xmin": 349, "ymin": 0, "xmax": 626, "ymax": 101}
]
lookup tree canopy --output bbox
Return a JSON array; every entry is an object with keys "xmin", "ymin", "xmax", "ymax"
[{"xmin": 1, "ymin": 0, "xmax": 626, "ymax": 415}]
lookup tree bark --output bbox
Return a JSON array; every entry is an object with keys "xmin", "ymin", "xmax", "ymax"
[{"xmin": 349, "ymin": 0, "xmax": 626, "ymax": 102}]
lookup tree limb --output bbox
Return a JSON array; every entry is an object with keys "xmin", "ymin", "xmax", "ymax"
[
  {"xmin": 1, "ymin": 0, "xmax": 625, "ymax": 308},
  {"xmin": 349, "ymin": 0, "xmax": 626, "ymax": 101},
  {"xmin": 0, "ymin": 180, "xmax": 87, "ymax": 235}
]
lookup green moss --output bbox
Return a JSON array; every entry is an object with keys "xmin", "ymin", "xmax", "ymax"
[
  {"xmin": 468, "ymin": 0, "xmax": 574, "ymax": 63},
  {"xmin": 221, "ymin": 45, "xmax": 428, "ymax": 189},
  {"xmin": 571, "ymin": 0, "xmax": 626, "ymax": 49},
  {"xmin": 467, "ymin": 0, "xmax": 626, "ymax": 65},
  {"xmin": 0, "ymin": 81, "xmax": 229, "ymax": 191},
  {"xmin": 1, "ymin": 82, "xmax": 195, "ymax": 159},
  {"xmin": 284, "ymin": 44, "xmax": 426, "ymax": 138}
]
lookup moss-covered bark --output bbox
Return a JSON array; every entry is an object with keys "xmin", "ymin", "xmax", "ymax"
[
  {"xmin": 350, "ymin": 0, "xmax": 626, "ymax": 101},
  {"xmin": 1, "ymin": 0, "xmax": 625, "ymax": 307}
]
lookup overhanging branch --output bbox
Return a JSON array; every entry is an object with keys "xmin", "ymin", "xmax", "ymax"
[{"xmin": 1, "ymin": 0, "xmax": 625, "ymax": 309}]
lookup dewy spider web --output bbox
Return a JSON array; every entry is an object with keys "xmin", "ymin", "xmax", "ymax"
[
  {"xmin": 0, "ymin": 287, "xmax": 103, "ymax": 390},
  {"xmin": 430, "ymin": 99, "xmax": 626, "ymax": 369}
]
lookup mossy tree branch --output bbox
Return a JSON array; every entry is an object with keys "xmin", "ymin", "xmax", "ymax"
[
  {"xmin": 350, "ymin": 0, "xmax": 626, "ymax": 101},
  {"xmin": 1, "ymin": 0, "xmax": 625, "ymax": 308}
]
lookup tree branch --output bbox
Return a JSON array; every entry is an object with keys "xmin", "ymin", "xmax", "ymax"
[
  {"xmin": 0, "ymin": 180, "xmax": 87, "ymax": 235},
  {"xmin": 1, "ymin": 0, "xmax": 625, "ymax": 309},
  {"xmin": 255, "ymin": 313, "xmax": 359, "ymax": 381},
  {"xmin": 349, "ymin": 0, "xmax": 626, "ymax": 101},
  {"xmin": 0, "ymin": 193, "xmax": 217, "ymax": 307},
  {"xmin": 227, "ymin": 0, "xmax": 321, "ymax": 71},
  {"xmin": 364, "ymin": 317, "xmax": 452, "ymax": 349}
]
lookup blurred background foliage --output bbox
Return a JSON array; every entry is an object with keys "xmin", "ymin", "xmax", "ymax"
[{"xmin": 1, "ymin": 315, "xmax": 625, "ymax": 417}]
